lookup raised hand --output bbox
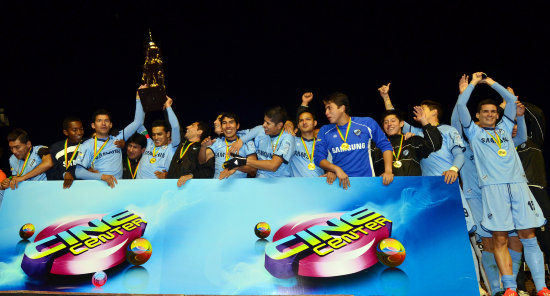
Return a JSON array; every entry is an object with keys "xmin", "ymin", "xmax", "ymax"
[
  {"xmin": 378, "ymin": 83, "xmax": 391, "ymax": 99},
  {"xmin": 516, "ymin": 101, "xmax": 525, "ymax": 117},
  {"xmin": 470, "ymin": 72, "xmax": 484, "ymax": 86},
  {"xmin": 458, "ymin": 74, "xmax": 469, "ymax": 94},
  {"xmin": 163, "ymin": 95, "xmax": 173, "ymax": 110},
  {"xmin": 302, "ymin": 92, "xmax": 314, "ymax": 106},
  {"xmin": 413, "ymin": 106, "xmax": 429, "ymax": 126},
  {"xmin": 201, "ymin": 136, "xmax": 214, "ymax": 148}
]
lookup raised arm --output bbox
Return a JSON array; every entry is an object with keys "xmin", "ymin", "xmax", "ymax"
[
  {"xmin": 123, "ymin": 93, "xmax": 146, "ymax": 141},
  {"xmin": 164, "ymin": 96, "xmax": 181, "ymax": 147},
  {"xmin": 513, "ymin": 101, "xmax": 527, "ymax": 146},
  {"xmin": 456, "ymin": 72, "xmax": 482, "ymax": 126},
  {"xmin": 378, "ymin": 83, "xmax": 395, "ymax": 110},
  {"xmin": 483, "ymin": 78, "xmax": 517, "ymax": 121}
]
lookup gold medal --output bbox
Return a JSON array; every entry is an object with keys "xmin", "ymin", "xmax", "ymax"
[
  {"xmin": 497, "ymin": 149, "xmax": 507, "ymax": 157},
  {"xmin": 341, "ymin": 143, "xmax": 350, "ymax": 150},
  {"xmin": 150, "ymin": 158, "xmax": 157, "ymax": 164},
  {"xmin": 393, "ymin": 160, "xmax": 402, "ymax": 168},
  {"xmin": 308, "ymin": 163, "xmax": 316, "ymax": 171}
]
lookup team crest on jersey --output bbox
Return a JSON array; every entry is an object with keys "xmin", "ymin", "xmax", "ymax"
[
  {"xmin": 354, "ymin": 129, "xmax": 361, "ymax": 136},
  {"xmin": 521, "ymin": 143, "xmax": 526, "ymax": 149},
  {"xmin": 403, "ymin": 149, "xmax": 409, "ymax": 156},
  {"xmin": 333, "ymin": 134, "xmax": 337, "ymax": 138}
]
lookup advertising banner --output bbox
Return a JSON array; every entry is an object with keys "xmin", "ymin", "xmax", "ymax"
[{"xmin": 0, "ymin": 177, "xmax": 477, "ymax": 295}]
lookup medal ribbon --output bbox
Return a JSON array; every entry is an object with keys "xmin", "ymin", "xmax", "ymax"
[
  {"xmin": 127, "ymin": 157, "xmax": 139, "ymax": 179},
  {"xmin": 271, "ymin": 130, "xmax": 284, "ymax": 153},
  {"xmin": 392, "ymin": 135, "xmax": 404, "ymax": 161},
  {"xmin": 64, "ymin": 139, "xmax": 80, "ymax": 170},
  {"xmin": 225, "ymin": 138, "xmax": 238, "ymax": 161},
  {"xmin": 336, "ymin": 118, "xmax": 351, "ymax": 145},
  {"xmin": 485, "ymin": 129, "xmax": 503, "ymax": 150},
  {"xmin": 91, "ymin": 137, "xmax": 109, "ymax": 166},
  {"xmin": 17, "ymin": 149, "xmax": 31, "ymax": 177},
  {"xmin": 152, "ymin": 146, "xmax": 158, "ymax": 159},
  {"xmin": 179, "ymin": 141, "xmax": 194, "ymax": 160},
  {"xmin": 300, "ymin": 137, "xmax": 316, "ymax": 164}
]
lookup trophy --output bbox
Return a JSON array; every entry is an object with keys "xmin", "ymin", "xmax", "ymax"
[{"xmin": 138, "ymin": 31, "xmax": 167, "ymax": 112}]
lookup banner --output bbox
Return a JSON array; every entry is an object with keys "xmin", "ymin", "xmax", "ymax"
[{"xmin": 0, "ymin": 177, "xmax": 477, "ymax": 295}]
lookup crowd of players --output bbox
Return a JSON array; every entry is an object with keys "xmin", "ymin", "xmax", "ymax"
[{"xmin": 0, "ymin": 73, "xmax": 548, "ymax": 296}]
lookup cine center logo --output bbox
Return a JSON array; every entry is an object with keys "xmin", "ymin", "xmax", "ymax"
[
  {"xmin": 264, "ymin": 206, "xmax": 392, "ymax": 278},
  {"xmin": 21, "ymin": 209, "xmax": 147, "ymax": 276}
]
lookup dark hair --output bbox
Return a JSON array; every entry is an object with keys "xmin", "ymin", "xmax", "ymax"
[
  {"xmin": 323, "ymin": 92, "xmax": 351, "ymax": 115},
  {"xmin": 220, "ymin": 112, "xmax": 240, "ymax": 125},
  {"xmin": 152, "ymin": 120, "xmax": 171, "ymax": 133},
  {"xmin": 92, "ymin": 109, "xmax": 111, "ymax": 122},
  {"xmin": 477, "ymin": 99, "xmax": 499, "ymax": 113},
  {"xmin": 127, "ymin": 133, "xmax": 147, "ymax": 148},
  {"xmin": 380, "ymin": 109, "xmax": 405, "ymax": 124},
  {"xmin": 196, "ymin": 121, "xmax": 211, "ymax": 141},
  {"xmin": 62, "ymin": 116, "xmax": 82, "ymax": 130},
  {"xmin": 297, "ymin": 109, "xmax": 316, "ymax": 122},
  {"xmin": 420, "ymin": 100, "xmax": 443, "ymax": 122},
  {"xmin": 7, "ymin": 128, "xmax": 30, "ymax": 143},
  {"xmin": 265, "ymin": 106, "xmax": 288, "ymax": 125}
]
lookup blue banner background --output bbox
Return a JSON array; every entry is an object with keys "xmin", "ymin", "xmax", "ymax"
[{"xmin": 0, "ymin": 177, "xmax": 477, "ymax": 295}]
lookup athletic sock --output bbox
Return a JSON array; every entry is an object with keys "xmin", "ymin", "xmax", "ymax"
[
  {"xmin": 520, "ymin": 237, "xmax": 547, "ymax": 291},
  {"xmin": 482, "ymin": 251, "xmax": 503, "ymax": 294},
  {"xmin": 509, "ymin": 248, "xmax": 522, "ymax": 279},
  {"xmin": 501, "ymin": 274, "xmax": 517, "ymax": 290}
]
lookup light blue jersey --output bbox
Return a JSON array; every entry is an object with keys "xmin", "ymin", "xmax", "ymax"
[
  {"xmin": 9, "ymin": 145, "xmax": 48, "ymax": 181},
  {"xmin": 405, "ymin": 124, "xmax": 465, "ymax": 176},
  {"xmin": 76, "ymin": 99, "xmax": 144, "ymax": 179},
  {"xmin": 136, "ymin": 106, "xmax": 180, "ymax": 179},
  {"xmin": 209, "ymin": 137, "xmax": 256, "ymax": 178},
  {"xmin": 290, "ymin": 137, "xmax": 324, "ymax": 177},
  {"xmin": 461, "ymin": 146, "xmax": 482, "ymax": 198},
  {"xmin": 255, "ymin": 130, "xmax": 295, "ymax": 178}
]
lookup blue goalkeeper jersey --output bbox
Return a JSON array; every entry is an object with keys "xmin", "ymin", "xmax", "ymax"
[{"xmin": 314, "ymin": 117, "xmax": 392, "ymax": 177}]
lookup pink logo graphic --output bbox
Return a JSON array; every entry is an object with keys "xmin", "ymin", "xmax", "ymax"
[
  {"xmin": 21, "ymin": 210, "xmax": 146, "ymax": 276},
  {"xmin": 265, "ymin": 206, "xmax": 392, "ymax": 278}
]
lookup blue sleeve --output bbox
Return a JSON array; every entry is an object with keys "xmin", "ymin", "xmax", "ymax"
[
  {"xmin": 451, "ymin": 146, "xmax": 465, "ymax": 170},
  {"xmin": 451, "ymin": 103, "xmax": 464, "ymax": 139},
  {"xmin": 166, "ymin": 106, "xmax": 181, "ymax": 148},
  {"xmin": 402, "ymin": 121, "xmax": 423, "ymax": 135},
  {"xmin": 457, "ymin": 84, "xmax": 475, "ymax": 127},
  {"xmin": 137, "ymin": 125, "xmax": 148, "ymax": 135},
  {"xmin": 275, "ymin": 134, "xmax": 295, "ymax": 163},
  {"xmin": 123, "ymin": 100, "xmax": 146, "ymax": 141},
  {"xmin": 76, "ymin": 165, "xmax": 101, "ymax": 180},
  {"xmin": 513, "ymin": 115, "xmax": 527, "ymax": 147},
  {"xmin": 491, "ymin": 82, "xmax": 517, "ymax": 121},
  {"xmin": 240, "ymin": 125, "xmax": 263, "ymax": 143},
  {"xmin": 314, "ymin": 128, "xmax": 328, "ymax": 166}
]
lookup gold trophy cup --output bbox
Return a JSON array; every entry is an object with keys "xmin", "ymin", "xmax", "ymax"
[{"xmin": 138, "ymin": 31, "xmax": 167, "ymax": 112}]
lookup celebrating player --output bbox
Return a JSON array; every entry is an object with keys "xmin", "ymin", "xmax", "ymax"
[
  {"xmin": 313, "ymin": 92, "xmax": 394, "ymax": 189},
  {"xmin": 1, "ymin": 129, "xmax": 53, "ymax": 190},
  {"xmin": 75, "ymin": 89, "xmax": 145, "ymax": 188},
  {"xmin": 456, "ymin": 72, "xmax": 548, "ymax": 296},
  {"xmin": 47, "ymin": 117, "xmax": 85, "ymax": 189}
]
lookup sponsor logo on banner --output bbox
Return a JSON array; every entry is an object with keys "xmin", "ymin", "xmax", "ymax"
[
  {"xmin": 21, "ymin": 210, "xmax": 147, "ymax": 276},
  {"xmin": 264, "ymin": 206, "xmax": 392, "ymax": 278}
]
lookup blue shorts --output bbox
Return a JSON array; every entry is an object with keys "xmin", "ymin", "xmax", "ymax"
[
  {"xmin": 481, "ymin": 183, "xmax": 546, "ymax": 232},
  {"xmin": 460, "ymin": 188, "xmax": 477, "ymax": 234}
]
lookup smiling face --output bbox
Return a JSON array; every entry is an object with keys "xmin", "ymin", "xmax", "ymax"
[
  {"xmin": 324, "ymin": 102, "xmax": 346, "ymax": 124},
  {"xmin": 262, "ymin": 115, "xmax": 283, "ymax": 136},
  {"xmin": 221, "ymin": 116, "xmax": 239, "ymax": 140},
  {"xmin": 298, "ymin": 112, "xmax": 317, "ymax": 134},
  {"xmin": 63, "ymin": 121, "xmax": 84, "ymax": 144},
  {"xmin": 476, "ymin": 104, "xmax": 499, "ymax": 128},
  {"xmin": 9, "ymin": 139, "xmax": 32, "ymax": 160},
  {"xmin": 91, "ymin": 115, "xmax": 112, "ymax": 137},
  {"xmin": 185, "ymin": 122, "xmax": 203, "ymax": 141},
  {"xmin": 152, "ymin": 126, "xmax": 171, "ymax": 147},
  {"xmin": 382, "ymin": 114, "xmax": 404, "ymax": 136}
]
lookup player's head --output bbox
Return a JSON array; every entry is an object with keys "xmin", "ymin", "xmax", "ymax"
[
  {"xmin": 420, "ymin": 100, "xmax": 443, "ymax": 123},
  {"xmin": 220, "ymin": 112, "xmax": 240, "ymax": 140},
  {"xmin": 213, "ymin": 113, "xmax": 223, "ymax": 136},
  {"xmin": 126, "ymin": 133, "xmax": 147, "ymax": 160},
  {"xmin": 7, "ymin": 128, "xmax": 32, "ymax": 160},
  {"xmin": 151, "ymin": 120, "xmax": 172, "ymax": 147},
  {"xmin": 381, "ymin": 110, "xmax": 405, "ymax": 136},
  {"xmin": 297, "ymin": 109, "xmax": 317, "ymax": 135},
  {"xmin": 323, "ymin": 92, "xmax": 350, "ymax": 124},
  {"xmin": 263, "ymin": 106, "xmax": 288, "ymax": 136},
  {"xmin": 91, "ymin": 109, "xmax": 113, "ymax": 137},
  {"xmin": 62, "ymin": 116, "xmax": 84, "ymax": 144},
  {"xmin": 185, "ymin": 121, "xmax": 210, "ymax": 142},
  {"xmin": 476, "ymin": 99, "xmax": 499, "ymax": 128}
]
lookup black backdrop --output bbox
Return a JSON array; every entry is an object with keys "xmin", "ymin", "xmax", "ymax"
[{"xmin": 2, "ymin": 1, "xmax": 549, "ymax": 180}]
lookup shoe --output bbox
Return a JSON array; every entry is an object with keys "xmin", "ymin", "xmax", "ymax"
[
  {"xmin": 502, "ymin": 288, "xmax": 518, "ymax": 296},
  {"xmin": 517, "ymin": 290, "xmax": 529, "ymax": 296},
  {"xmin": 538, "ymin": 287, "xmax": 550, "ymax": 296}
]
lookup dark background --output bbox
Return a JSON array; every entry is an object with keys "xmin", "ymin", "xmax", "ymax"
[{"xmin": 2, "ymin": 1, "xmax": 549, "ymax": 178}]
